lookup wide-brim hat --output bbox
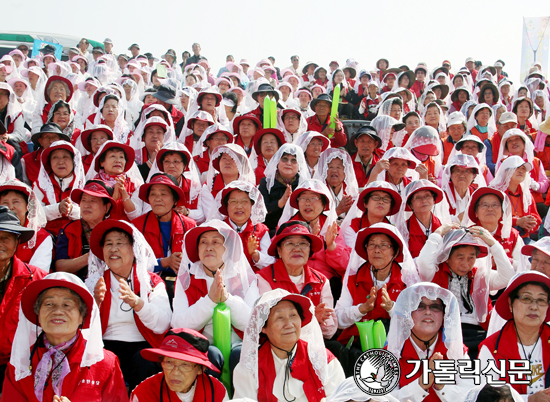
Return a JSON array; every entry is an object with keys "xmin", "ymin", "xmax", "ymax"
[
  {"xmin": 313, "ymin": 67, "xmax": 328, "ymax": 80},
  {"xmin": 376, "ymin": 59, "xmax": 389, "ymax": 69},
  {"xmin": 405, "ymin": 185, "xmax": 444, "ymax": 212},
  {"xmin": 540, "ymin": 117, "xmax": 550, "ymax": 135},
  {"xmin": 252, "ymin": 83, "xmax": 279, "ymax": 102},
  {"xmin": 431, "ymin": 83, "xmax": 449, "ymax": 99},
  {"xmin": 451, "ymin": 87, "xmax": 471, "ymax": 103},
  {"xmin": 94, "ymin": 142, "xmax": 135, "ymax": 173},
  {"xmin": 398, "ymin": 70, "xmax": 415, "ymax": 88},
  {"xmin": 41, "ymin": 142, "xmax": 74, "ymax": 175},
  {"xmin": 343, "ymin": 65, "xmax": 357, "ymax": 79},
  {"xmin": 141, "ymin": 119, "xmax": 168, "ymax": 139},
  {"xmin": 357, "ymin": 186, "xmax": 402, "ymax": 215},
  {"xmin": 267, "ymin": 222, "xmax": 324, "ymax": 256},
  {"xmin": 152, "ymin": 85, "xmax": 178, "ymax": 105},
  {"xmin": 90, "ymin": 219, "xmax": 133, "ymax": 261},
  {"xmin": 274, "ymin": 293, "xmax": 313, "ymax": 327},
  {"xmin": 184, "ymin": 225, "xmax": 225, "ymax": 263},
  {"xmin": 141, "ymin": 328, "xmax": 220, "ymax": 372},
  {"xmin": 71, "ymin": 180, "xmax": 115, "ymax": 207},
  {"xmin": 0, "ymin": 205, "xmax": 35, "ymax": 243},
  {"xmin": 80, "ymin": 125, "xmax": 114, "ymax": 153},
  {"xmin": 413, "ymin": 143, "xmax": 440, "ymax": 157},
  {"xmin": 513, "ymin": 97, "xmax": 534, "ymax": 118},
  {"xmin": 44, "ymin": 76, "xmax": 74, "ymax": 104},
  {"xmin": 138, "ymin": 173, "xmax": 186, "ymax": 206},
  {"xmin": 495, "ymin": 272, "xmax": 550, "ymax": 321},
  {"xmin": 302, "ymin": 61, "xmax": 318, "ymax": 75},
  {"xmin": 21, "ymin": 274, "xmax": 95, "ymax": 328},
  {"xmin": 355, "ymin": 226, "xmax": 404, "ymax": 262},
  {"xmin": 232, "ymin": 113, "xmax": 262, "ymax": 135},
  {"xmin": 289, "ymin": 187, "xmax": 330, "ymax": 211},
  {"xmin": 310, "ymin": 93, "xmax": 332, "ymax": 110},
  {"xmin": 480, "ymin": 82, "xmax": 499, "ymax": 103},
  {"xmin": 253, "ymin": 128, "xmax": 286, "ymax": 156},
  {"xmin": 353, "ymin": 125, "xmax": 382, "ymax": 148},
  {"xmin": 467, "ymin": 187, "xmax": 504, "ymax": 223},
  {"xmin": 197, "ymin": 88, "xmax": 223, "ymax": 107},
  {"xmin": 156, "ymin": 147, "xmax": 192, "ymax": 171}
]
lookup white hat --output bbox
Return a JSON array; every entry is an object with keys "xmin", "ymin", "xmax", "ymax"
[
  {"xmin": 447, "ymin": 111, "xmax": 467, "ymax": 128},
  {"xmin": 465, "ymin": 57, "xmax": 475, "ymax": 63},
  {"xmin": 499, "ymin": 111, "xmax": 517, "ymax": 125}
]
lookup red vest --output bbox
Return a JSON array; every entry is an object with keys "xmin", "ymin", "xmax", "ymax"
[
  {"xmin": 131, "ymin": 372, "xmax": 226, "ymax": 402},
  {"xmin": 530, "ymin": 157, "xmax": 544, "ymax": 204},
  {"xmin": 0, "ymin": 256, "xmax": 46, "ymax": 365},
  {"xmin": 442, "ymin": 137, "xmax": 456, "ymax": 165},
  {"xmin": 36, "ymin": 173, "xmax": 75, "ymax": 236},
  {"xmin": 407, "ymin": 214, "xmax": 442, "ymax": 258},
  {"xmin": 224, "ymin": 218, "xmax": 269, "ymax": 272},
  {"xmin": 255, "ymin": 157, "xmax": 267, "ymax": 185},
  {"xmin": 480, "ymin": 320, "xmax": 550, "ymax": 394},
  {"xmin": 100, "ymin": 269, "xmax": 166, "ymax": 347},
  {"xmin": 337, "ymin": 262, "xmax": 405, "ymax": 345},
  {"xmin": 194, "ymin": 152, "xmax": 210, "ymax": 174},
  {"xmin": 22, "ymin": 148, "xmax": 43, "ymax": 185},
  {"xmin": 490, "ymin": 132, "xmax": 503, "ymax": 164},
  {"xmin": 257, "ymin": 339, "xmax": 335, "ymax": 402},
  {"xmin": 350, "ymin": 215, "xmax": 390, "ymax": 234},
  {"xmin": 211, "ymin": 174, "xmax": 225, "ymax": 198},
  {"xmin": 181, "ymin": 176, "xmax": 199, "ymax": 209},
  {"xmin": 94, "ymin": 175, "xmax": 136, "ymax": 221},
  {"xmin": 445, "ymin": 183, "xmax": 476, "ymax": 216},
  {"xmin": 470, "ymin": 126, "xmax": 489, "ymax": 143},
  {"xmin": 352, "ymin": 152, "xmax": 381, "ymax": 188},
  {"xmin": 305, "ymin": 115, "xmax": 347, "ymax": 148},
  {"xmin": 16, "ymin": 228, "xmax": 52, "ymax": 265},
  {"xmin": 82, "ymin": 152, "xmax": 95, "ymax": 174},
  {"xmin": 132, "ymin": 210, "xmax": 194, "ymax": 258},
  {"xmin": 258, "ymin": 259, "xmax": 326, "ymax": 307}
]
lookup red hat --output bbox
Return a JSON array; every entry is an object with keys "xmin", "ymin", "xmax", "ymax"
[
  {"xmin": 90, "ymin": 219, "xmax": 133, "ymax": 261},
  {"xmin": 303, "ymin": 132, "xmax": 330, "ymax": 153},
  {"xmin": 267, "ymin": 221, "xmax": 324, "ymax": 256},
  {"xmin": 21, "ymin": 274, "xmax": 95, "ymax": 328},
  {"xmin": 218, "ymin": 186, "xmax": 254, "ymax": 216},
  {"xmin": 197, "ymin": 88, "xmax": 222, "ymax": 107},
  {"xmin": 80, "ymin": 125, "xmax": 114, "ymax": 153},
  {"xmin": 274, "ymin": 293, "xmax": 313, "ymax": 327},
  {"xmin": 204, "ymin": 127, "xmax": 233, "ymax": 145},
  {"xmin": 184, "ymin": 225, "xmax": 224, "ymax": 263},
  {"xmin": 186, "ymin": 112, "xmax": 214, "ymax": 129},
  {"xmin": 41, "ymin": 142, "xmax": 74, "ymax": 174},
  {"xmin": 142, "ymin": 118, "xmax": 168, "ymax": 137},
  {"xmin": 94, "ymin": 141, "xmax": 135, "ymax": 173},
  {"xmin": 412, "ymin": 143, "xmax": 440, "ymax": 156},
  {"xmin": 71, "ymin": 180, "xmax": 115, "ymax": 207},
  {"xmin": 232, "ymin": 113, "xmax": 262, "ymax": 135},
  {"xmin": 138, "ymin": 173, "xmax": 186, "ymax": 206},
  {"xmin": 253, "ymin": 128, "xmax": 286, "ymax": 156},
  {"xmin": 212, "ymin": 148, "xmax": 238, "ymax": 172},
  {"xmin": 0, "ymin": 141, "xmax": 15, "ymax": 162},
  {"xmin": 156, "ymin": 147, "xmax": 192, "ymax": 172},
  {"xmin": 355, "ymin": 225, "xmax": 404, "ymax": 262},
  {"xmin": 141, "ymin": 328, "xmax": 220, "ymax": 373},
  {"xmin": 405, "ymin": 184, "xmax": 444, "ymax": 212},
  {"xmin": 357, "ymin": 185, "xmax": 402, "ymax": 215},
  {"xmin": 495, "ymin": 272, "xmax": 550, "ymax": 321},
  {"xmin": 281, "ymin": 108, "xmax": 302, "ymax": 119},
  {"xmin": 289, "ymin": 187, "xmax": 329, "ymax": 211},
  {"xmin": 467, "ymin": 187, "xmax": 504, "ymax": 223},
  {"xmin": 44, "ymin": 76, "xmax": 74, "ymax": 103},
  {"xmin": 93, "ymin": 88, "xmax": 109, "ymax": 108}
]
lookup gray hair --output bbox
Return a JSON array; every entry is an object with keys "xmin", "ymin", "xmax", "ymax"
[{"xmin": 33, "ymin": 287, "xmax": 88, "ymax": 322}]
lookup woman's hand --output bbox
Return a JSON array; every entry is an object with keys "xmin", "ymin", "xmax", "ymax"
[
  {"xmin": 115, "ymin": 176, "xmax": 128, "ymax": 199},
  {"xmin": 371, "ymin": 159, "xmax": 390, "ymax": 177},
  {"xmin": 247, "ymin": 235, "xmax": 260, "ymax": 263},
  {"xmin": 59, "ymin": 198, "xmax": 73, "ymax": 217},
  {"xmin": 517, "ymin": 215, "xmax": 538, "ymax": 232},
  {"xmin": 314, "ymin": 302, "xmax": 334, "ymax": 327},
  {"xmin": 359, "ymin": 286, "xmax": 378, "ymax": 315},
  {"xmin": 419, "ymin": 352, "xmax": 444, "ymax": 391},
  {"xmin": 325, "ymin": 221, "xmax": 338, "ymax": 251},
  {"xmin": 118, "ymin": 278, "xmax": 143, "ymax": 312},
  {"xmin": 379, "ymin": 284, "xmax": 394, "ymax": 312},
  {"xmin": 53, "ymin": 396, "xmax": 71, "ymax": 402},
  {"xmin": 336, "ymin": 195, "xmax": 354, "ymax": 216},
  {"xmin": 434, "ymin": 222, "xmax": 460, "ymax": 237},
  {"xmin": 527, "ymin": 388, "xmax": 550, "ymax": 402},
  {"xmin": 278, "ymin": 184, "xmax": 292, "ymax": 209},
  {"xmin": 93, "ymin": 277, "xmax": 106, "ymax": 307},
  {"xmin": 163, "ymin": 252, "xmax": 182, "ymax": 274},
  {"xmin": 208, "ymin": 270, "xmax": 228, "ymax": 303},
  {"xmin": 415, "ymin": 164, "xmax": 428, "ymax": 180},
  {"xmin": 468, "ymin": 226, "xmax": 496, "ymax": 247}
]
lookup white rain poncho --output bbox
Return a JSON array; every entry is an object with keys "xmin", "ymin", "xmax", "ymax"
[
  {"xmin": 8, "ymin": 76, "xmax": 36, "ymax": 126},
  {"xmin": 277, "ymin": 178, "xmax": 338, "ymax": 237},
  {"xmin": 176, "ymin": 219, "xmax": 257, "ymax": 300},
  {"xmin": 176, "ymin": 86, "xmax": 199, "ymax": 117},
  {"xmin": 446, "ymin": 134, "xmax": 489, "ymax": 187},
  {"xmin": 386, "ymin": 283, "xmax": 464, "ymax": 360},
  {"xmin": 420, "ymin": 101, "xmax": 447, "ymax": 133},
  {"xmin": 0, "ymin": 82, "xmax": 29, "ymax": 143},
  {"xmin": 489, "ymin": 155, "xmax": 532, "ymax": 214},
  {"xmin": 179, "ymin": 110, "xmax": 215, "ymax": 152},
  {"xmin": 10, "ymin": 272, "xmax": 104, "ymax": 381},
  {"xmin": 22, "ymin": 66, "xmax": 48, "ymax": 101},
  {"xmin": 460, "ymin": 100, "xmax": 478, "ymax": 120},
  {"xmin": 441, "ymin": 154, "xmax": 481, "ymax": 217},
  {"xmin": 494, "ymin": 128, "xmax": 535, "ymax": 172},
  {"xmin": 204, "ymin": 144, "xmax": 255, "ymax": 192},
  {"xmin": 373, "ymin": 146, "xmax": 421, "ymax": 185},
  {"xmin": 193, "ymin": 122, "xmax": 229, "ymax": 158},
  {"xmin": 263, "ymin": 143, "xmax": 310, "ymax": 194},
  {"xmin": 295, "ymin": 131, "xmax": 330, "ymax": 176},
  {"xmin": 533, "ymin": 89, "xmax": 550, "ymax": 122},
  {"xmin": 371, "ymin": 115, "xmax": 398, "ymax": 151},
  {"xmin": 313, "ymin": 147, "xmax": 359, "ymax": 199},
  {"xmin": 467, "ymin": 103, "xmax": 497, "ymax": 138},
  {"xmin": 0, "ymin": 180, "xmax": 47, "ymax": 249},
  {"xmin": 207, "ymin": 180, "xmax": 267, "ymax": 225},
  {"xmin": 404, "ymin": 126, "xmax": 444, "ymax": 179},
  {"xmin": 92, "ymin": 94, "xmax": 132, "ymax": 144},
  {"xmin": 121, "ymin": 79, "xmax": 143, "ymax": 128},
  {"xmin": 186, "ymin": 86, "xmax": 229, "ymax": 128},
  {"xmin": 461, "ymin": 187, "xmax": 513, "ymax": 240},
  {"xmin": 417, "ymin": 89, "xmax": 436, "ymax": 116},
  {"xmin": 131, "ymin": 116, "xmax": 172, "ymax": 165},
  {"xmin": 394, "ymin": 179, "xmax": 452, "ymax": 245},
  {"xmin": 46, "ymin": 100, "xmax": 76, "ymax": 140},
  {"xmin": 378, "ymin": 97, "xmax": 403, "ymax": 121},
  {"xmin": 276, "ymin": 108, "xmax": 308, "ymax": 144}
]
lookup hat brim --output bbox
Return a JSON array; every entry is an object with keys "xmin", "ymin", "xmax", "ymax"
[
  {"xmin": 31, "ymin": 131, "xmax": 70, "ymax": 147},
  {"xmin": 252, "ymin": 90, "xmax": 279, "ymax": 102},
  {"xmin": 358, "ymin": 186, "xmax": 402, "ymax": 215},
  {"xmin": 184, "ymin": 226, "xmax": 220, "ymax": 263},
  {"xmin": 90, "ymin": 219, "xmax": 133, "ymax": 261},
  {"xmin": 267, "ymin": 229, "xmax": 324, "ymax": 257},
  {"xmin": 309, "ymin": 98, "xmax": 331, "ymax": 111},
  {"xmin": 233, "ymin": 114, "xmax": 262, "ymax": 135},
  {"xmin": 0, "ymin": 224, "xmax": 34, "ymax": 243},
  {"xmin": 71, "ymin": 188, "xmax": 115, "ymax": 207},
  {"xmin": 277, "ymin": 294, "xmax": 313, "ymax": 327},
  {"xmin": 80, "ymin": 127, "xmax": 113, "ymax": 153},
  {"xmin": 141, "ymin": 348, "xmax": 220, "ymax": 373},
  {"xmin": 355, "ymin": 226, "xmax": 404, "ymax": 262},
  {"xmin": 289, "ymin": 188, "xmax": 330, "ymax": 211},
  {"xmin": 94, "ymin": 143, "xmax": 135, "ymax": 173},
  {"xmin": 44, "ymin": 76, "xmax": 74, "ymax": 104},
  {"xmin": 138, "ymin": 181, "xmax": 186, "ymax": 206},
  {"xmin": 253, "ymin": 128, "xmax": 286, "ymax": 158},
  {"xmin": 21, "ymin": 278, "xmax": 94, "ymax": 328},
  {"xmin": 405, "ymin": 186, "xmax": 444, "ymax": 211},
  {"xmin": 152, "ymin": 92, "xmax": 179, "ymax": 105},
  {"xmin": 467, "ymin": 187, "xmax": 504, "ymax": 223},
  {"xmin": 495, "ymin": 272, "xmax": 550, "ymax": 321}
]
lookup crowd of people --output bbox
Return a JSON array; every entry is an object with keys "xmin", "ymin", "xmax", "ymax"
[{"xmin": 0, "ymin": 37, "xmax": 550, "ymax": 402}]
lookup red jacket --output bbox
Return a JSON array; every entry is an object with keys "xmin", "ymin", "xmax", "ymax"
[
  {"xmin": 36, "ymin": 173, "xmax": 76, "ymax": 236},
  {"xmin": 1, "ymin": 335, "xmax": 129, "ymax": 402},
  {"xmin": 410, "ymin": 81, "xmax": 425, "ymax": 98},
  {"xmin": 94, "ymin": 175, "xmax": 136, "ymax": 221},
  {"xmin": 352, "ymin": 151, "xmax": 381, "ymax": 188},
  {"xmin": 407, "ymin": 214, "xmax": 442, "ymax": 258},
  {"xmin": 131, "ymin": 372, "xmax": 226, "ymax": 402},
  {"xmin": 194, "ymin": 152, "xmax": 211, "ymax": 174},
  {"xmin": 0, "ymin": 256, "xmax": 46, "ymax": 365},
  {"xmin": 100, "ymin": 269, "xmax": 166, "ymax": 348},
  {"xmin": 224, "ymin": 217, "xmax": 269, "ymax": 272},
  {"xmin": 82, "ymin": 152, "xmax": 94, "ymax": 174},
  {"xmin": 469, "ymin": 126, "xmax": 489, "ymax": 143},
  {"xmin": 507, "ymin": 186, "xmax": 541, "ymax": 236},
  {"xmin": 254, "ymin": 156, "xmax": 267, "ymax": 185},
  {"xmin": 257, "ymin": 339, "xmax": 335, "ymax": 402},
  {"xmin": 337, "ymin": 261, "xmax": 405, "ymax": 345},
  {"xmin": 22, "ymin": 148, "xmax": 43, "ymax": 185},
  {"xmin": 306, "ymin": 115, "xmax": 347, "ymax": 148},
  {"xmin": 15, "ymin": 228, "xmax": 52, "ymax": 266},
  {"xmin": 169, "ymin": 105, "xmax": 184, "ymax": 125}
]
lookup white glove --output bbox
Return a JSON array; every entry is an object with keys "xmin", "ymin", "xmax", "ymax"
[{"xmin": 530, "ymin": 181, "xmax": 541, "ymax": 192}]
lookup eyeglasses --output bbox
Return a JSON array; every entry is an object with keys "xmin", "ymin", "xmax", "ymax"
[
  {"xmin": 478, "ymin": 202, "xmax": 501, "ymax": 210},
  {"xmin": 227, "ymin": 199, "xmax": 250, "ymax": 206},
  {"xmin": 284, "ymin": 115, "xmax": 299, "ymax": 121},
  {"xmin": 281, "ymin": 241, "xmax": 310, "ymax": 250},
  {"xmin": 161, "ymin": 361, "xmax": 198, "ymax": 373},
  {"xmin": 365, "ymin": 243, "xmax": 392, "ymax": 251},
  {"xmin": 297, "ymin": 196, "xmax": 320, "ymax": 204},
  {"xmin": 516, "ymin": 294, "xmax": 550, "ymax": 307},
  {"xmin": 416, "ymin": 302, "xmax": 445, "ymax": 312},
  {"xmin": 369, "ymin": 195, "xmax": 392, "ymax": 204},
  {"xmin": 280, "ymin": 156, "xmax": 298, "ymax": 165}
]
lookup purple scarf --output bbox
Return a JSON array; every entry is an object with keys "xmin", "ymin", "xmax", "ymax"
[{"xmin": 34, "ymin": 333, "xmax": 78, "ymax": 402}]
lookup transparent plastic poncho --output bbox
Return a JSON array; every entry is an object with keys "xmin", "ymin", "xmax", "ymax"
[
  {"xmin": 489, "ymin": 155, "xmax": 532, "ymax": 214},
  {"xmin": 313, "ymin": 148, "xmax": 359, "ymax": 197},
  {"xmin": 466, "ymin": 103, "xmax": 497, "ymax": 138},
  {"xmin": 263, "ymin": 143, "xmax": 311, "ymax": 194},
  {"xmin": 207, "ymin": 180, "xmax": 267, "ymax": 225}
]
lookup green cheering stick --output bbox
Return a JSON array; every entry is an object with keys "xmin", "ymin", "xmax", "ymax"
[
  {"xmin": 356, "ymin": 320, "xmax": 374, "ymax": 352},
  {"xmin": 372, "ymin": 320, "xmax": 387, "ymax": 349},
  {"xmin": 328, "ymin": 85, "xmax": 341, "ymax": 136},
  {"xmin": 263, "ymin": 96, "xmax": 271, "ymax": 128},
  {"xmin": 270, "ymin": 96, "xmax": 278, "ymax": 128},
  {"xmin": 213, "ymin": 303, "xmax": 232, "ymax": 393}
]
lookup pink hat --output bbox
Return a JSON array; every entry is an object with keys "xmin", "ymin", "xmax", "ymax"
[
  {"xmin": 240, "ymin": 59, "xmax": 249, "ymax": 66},
  {"xmin": 226, "ymin": 62, "xmax": 242, "ymax": 73},
  {"xmin": 8, "ymin": 49, "xmax": 26, "ymax": 60},
  {"xmin": 7, "ymin": 77, "xmax": 27, "ymax": 90},
  {"xmin": 77, "ymin": 78, "xmax": 99, "ymax": 92},
  {"xmin": 71, "ymin": 55, "xmax": 88, "ymax": 64}
]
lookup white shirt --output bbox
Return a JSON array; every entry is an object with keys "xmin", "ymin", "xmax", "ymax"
[
  {"xmin": 28, "ymin": 235, "xmax": 53, "ymax": 272},
  {"xmin": 33, "ymin": 174, "xmax": 81, "ymax": 222}
]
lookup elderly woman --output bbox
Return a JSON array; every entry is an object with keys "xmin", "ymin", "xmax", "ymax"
[
  {"xmin": 513, "ymin": 96, "xmax": 538, "ymax": 140},
  {"xmin": 233, "ymin": 289, "xmax": 345, "ymax": 401},
  {"xmin": 0, "ymin": 82, "xmax": 29, "ymax": 144},
  {"xmin": 296, "ymin": 131, "xmax": 330, "ymax": 177},
  {"xmin": 214, "ymin": 181, "xmax": 274, "ymax": 272},
  {"xmin": 313, "ymin": 148, "xmax": 358, "ymax": 221},
  {"xmin": 33, "ymin": 140, "xmax": 84, "ymax": 236},
  {"xmin": 368, "ymin": 147, "xmax": 423, "ymax": 192},
  {"xmin": 404, "ymin": 126, "xmax": 443, "ymax": 182},
  {"xmin": 79, "ymin": 124, "xmax": 113, "ymax": 173},
  {"xmin": 131, "ymin": 329, "xmax": 228, "ymax": 402},
  {"xmin": 171, "ymin": 220, "xmax": 260, "ymax": 371},
  {"xmin": 89, "ymin": 219, "xmax": 172, "ymax": 391},
  {"xmin": 479, "ymin": 271, "xmax": 550, "ymax": 399},
  {"xmin": 341, "ymin": 181, "xmax": 402, "ymax": 247},
  {"xmin": 134, "ymin": 117, "xmax": 170, "ymax": 180},
  {"xmin": 417, "ymin": 224, "xmax": 515, "ymax": 358},
  {"xmin": 386, "ymin": 283, "xmax": 474, "ymax": 401},
  {"xmin": 31, "ymin": 75, "xmax": 73, "ymax": 134},
  {"xmin": 232, "ymin": 113, "xmax": 261, "ymax": 156},
  {"xmin": 277, "ymin": 108, "xmax": 308, "ymax": 144},
  {"xmin": 177, "ymin": 110, "xmax": 213, "ymax": 153},
  {"xmin": 54, "ymin": 180, "xmax": 114, "ymax": 281},
  {"xmin": 193, "ymin": 123, "xmax": 233, "ymax": 174},
  {"xmin": 490, "ymin": 155, "xmax": 541, "ymax": 242},
  {"xmin": 47, "ymin": 99, "xmax": 79, "ymax": 142},
  {"xmin": 441, "ymin": 154, "xmax": 480, "ymax": 220},
  {"xmin": 259, "ymin": 143, "xmax": 310, "ymax": 235},
  {"xmin": 0, "ymin": 180, "xmax": 52, "ymax": 272},
  {"xmin": 252, "ymin": 128, "xmax": 286, "ymax": 184},
  {"xmin": 89, "ymin": 94, "xmax": 132, "ymax": 144},
  {"xmin": 1, "ymin": 272, "xmax": 128, "ymax": 401},
  {"xmin": 467, "ymin": 103, "xmax": 496, "ymax": 143}
]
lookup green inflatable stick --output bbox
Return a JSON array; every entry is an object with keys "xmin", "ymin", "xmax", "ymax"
[
  {"xmin": 356, "ymin": 320, "xmax": 374, "ymax": 352},
  {"xmin": 270, "ymin": 96, "xmax": 277, "ymax": 128},
  {"xmin": 213, "ymin": 303, "xmax": 232, "ymax": 393},
  {"xmin": 263, "ymin": 96, "xmax": 271, "ymax": 128},
  {"xmin": 329, "ymin": 85, "xmax": 340, "ymax": 133},
  {"xmin": 372, "ymin": 320, "xmax": 387, "ymax": 349}
]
